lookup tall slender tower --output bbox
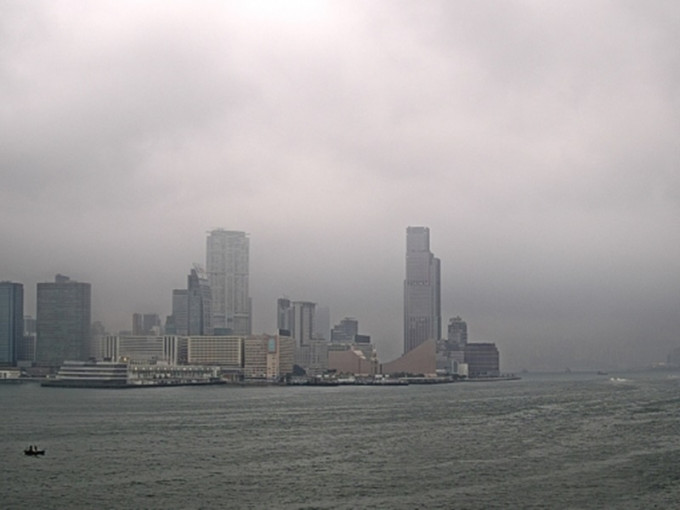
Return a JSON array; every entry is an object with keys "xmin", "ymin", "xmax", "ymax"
[
  {"xmin": 187, "ymin": 265, "xmax": 212, "ymax": 336},
  {"xmin": 292, "ymin": 301, "xmax": 315, "ymax": 347},
  {"xmin": 276, "ymin": 298, "xmax": 293, "ymax": 335},
  {"xmin": 206, "ymin": 229, "xmax": 251, "ymax": 335},
  {"xmin": 403, "ymin": 226, "xmax": 441, "ymax": 354},
  {"xmin": 0, "ymin": 281, "xmax": 23, "ymax": 366},
  {"xmin": 36, "ymin": 274, "xmax": 91, "ymax": 367}
]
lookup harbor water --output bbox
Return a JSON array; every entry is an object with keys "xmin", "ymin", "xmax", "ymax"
[{"xmin": 2, "ymin": 372, "xmax": 680, "ymax": 509}]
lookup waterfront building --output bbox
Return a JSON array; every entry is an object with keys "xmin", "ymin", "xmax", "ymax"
[
  {"xmin": 36, "ymin": 275, "xmax": 91, "ymax": 368},
  {"xmin": 328, "ymin": 340, "xmax": 378, "ymax": 376},
  {"xmin": 243, "ymin": 334, "xmax": 295, "ymax": 380},
  {"xmin": 404, "ymin": 227, "xmax": 441, "ymax": 354},
  {"xmin": 128, "ymin": 364, "xmax": 220, "ymax": 385},
  {"xmin": 206, "ymin": 229, "xmax": 251, "ymax": 335},
  {"xmin": 186, "ymin": 335, "xmax": 243, "ymax": 369},
  {"xmin": 99, "ymin": 335, "xmax": 187, "ymax": 365},
  {"xmin": 0, "ymin": 281, "xmax": 23, "ymax": 366},
  {"xmin": 464, "ymin": 343, "xmax": 500, "ymax": 378}
]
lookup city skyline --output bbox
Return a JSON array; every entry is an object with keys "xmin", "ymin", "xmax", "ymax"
[{"xmin": 2, "ymin": 2, "xmax": 679, "ymax": 371}]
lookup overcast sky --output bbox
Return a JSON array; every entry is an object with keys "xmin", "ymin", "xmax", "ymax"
[{"xmin": 2, "ymin": 0, "xmax": 679, "ymax": 370}]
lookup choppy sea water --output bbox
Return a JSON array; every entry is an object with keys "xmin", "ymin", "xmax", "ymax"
[{"xmin": 2, "ymin": 372, "xmax": 680, "ymax": 509}]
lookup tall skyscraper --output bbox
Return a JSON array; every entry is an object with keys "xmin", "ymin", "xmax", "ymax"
[
  {"xmin": 0, "ymin": 281, "xmax": 23, "ymax": 366},
  {"xmin": 169, "ymin": 266, "xmax": 212, "ymax": 336},
  {"xmin": 276, "ymin": 298, "xmax": 293, "ymax": 335},
  {"xmin": 292, "ymin": 301, "xmax": 315, "ymax": 347},
  {"xmin": 170, "ymin": 290, "xmax": 189, "ymax": 335},
  {"xmin": 278, "ymin": 298, "xmax": 315, "ymax": 347},
  {"xmin": 313, "ymin": 305, "xmax": 330, "ymax": 341},
  {"xmin": 403, "ymin": 226, "xmax": 441, "ymax": 354},
  {"xmin": 206, "ymin": 229, "xmax": 251, "ymax": 335},
  {"xmin": 36, "ymin": 274, "xmax": 91, "ymax": 367},
  {"xmin": 187, "ymin": 265, "xmax": 212, "ymax": 336}
]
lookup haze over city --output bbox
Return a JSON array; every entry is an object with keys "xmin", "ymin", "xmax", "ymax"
[{"xmin": 2, "ymin": 1, "xmax": 678, "ymax": 371}]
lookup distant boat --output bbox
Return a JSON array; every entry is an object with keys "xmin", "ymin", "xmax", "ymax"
[
  {"xmin": 597, "ymin": 370, "xmax": 608, "ymax": 375},
  {"xmin": 24, "ymin": 448, "xmax": 45, "ymax": 456}
]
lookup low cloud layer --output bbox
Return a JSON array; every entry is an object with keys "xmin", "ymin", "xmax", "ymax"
[{"xmin": 2, "ymin": 0, "xmax": 679, "ymax": 369}]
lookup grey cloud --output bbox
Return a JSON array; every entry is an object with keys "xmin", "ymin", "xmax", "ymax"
[{"xmin": 1, "ymin": 0, "xmax": 679, "ymax": 369}]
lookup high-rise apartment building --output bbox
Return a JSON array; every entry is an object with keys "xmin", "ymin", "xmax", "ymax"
[
  {"xmin": 36, "ymin": 274, "xmax": 91, "ymax": 368},
  {"xmin": 403, "ymin": 226, "xmax": 441, "ymax": 354},
  {"xmin": 0, "ymin": 281, "xmax": 23, "ymax": 366},
  {"xmin": 206, "ymin": 229, "xmax": 251, "ymax": 335}
]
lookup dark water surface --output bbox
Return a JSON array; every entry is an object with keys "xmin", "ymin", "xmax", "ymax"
[{"xmin": 2, "ymin": 372, "xmax": 680, "ymax": 509}]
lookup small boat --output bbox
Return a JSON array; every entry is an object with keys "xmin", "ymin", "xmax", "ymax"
[{"xmin": 24, "ymin": 447, "xmax": 45, "ymax": 456}]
